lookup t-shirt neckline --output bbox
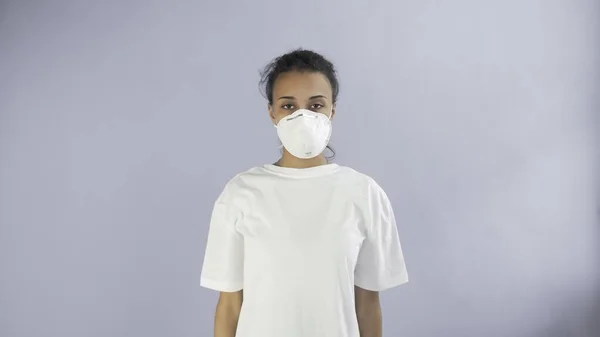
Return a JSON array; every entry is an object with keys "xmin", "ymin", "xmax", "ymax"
[{"xmin": 262, "ymin": 163, "xmax": 340, "ymax": 178}]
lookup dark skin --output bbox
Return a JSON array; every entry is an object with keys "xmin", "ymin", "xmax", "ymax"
[
  {"xmin": 268, "ymin": 71, "xmax": 336, "ymax": 169},
  {"xmin": 214, "ymin": 71, "xmax": 382, "ymax": 337}
]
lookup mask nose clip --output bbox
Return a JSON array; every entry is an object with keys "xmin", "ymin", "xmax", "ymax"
[{"xmin": 274, "ymin": 108, "xmax": 333, "ymax": 127}]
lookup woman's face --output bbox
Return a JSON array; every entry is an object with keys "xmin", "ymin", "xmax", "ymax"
[{"xmin": 269, "ymin": 71, "xmax": 336, "ymax": 125}]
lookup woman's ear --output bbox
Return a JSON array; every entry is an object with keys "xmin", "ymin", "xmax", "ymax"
[
  {"xmin": 330, "ymin": 104, "xmax": 336, "ymax": 121},
  {"xmin": 268, "ymin": 104, "xmax": 277, "ymax": 125}
]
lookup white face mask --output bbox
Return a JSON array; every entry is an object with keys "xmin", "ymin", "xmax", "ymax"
[{"xmin": 274, "ymin": 109, "xmax": 332, "ymax": 159}]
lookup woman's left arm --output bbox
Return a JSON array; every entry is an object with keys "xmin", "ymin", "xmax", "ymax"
[{"xmin": 355, "ymin": 286, "xmax": 383, "ymax": 337}]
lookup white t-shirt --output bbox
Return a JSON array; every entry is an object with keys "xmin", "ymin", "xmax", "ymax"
[{"xmin": 200, "ymin": 163, "xmax": 408, "ymax": 337}]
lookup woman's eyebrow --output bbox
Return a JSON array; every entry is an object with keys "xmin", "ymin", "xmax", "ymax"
[
  {"xmin": 277, "ymin": 95, "xmax": 328, "ymax": 101},
  {"xmin": 277, "ymin": 96, "xmax": 296, "ymax": 101}
]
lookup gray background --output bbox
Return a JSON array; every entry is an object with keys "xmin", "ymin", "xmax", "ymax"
[{"xmin": 1, "ymin": 0, "xmax": 598, "ymax": 336}]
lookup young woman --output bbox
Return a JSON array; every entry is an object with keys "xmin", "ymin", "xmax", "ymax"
[{"xmin": 200, "ymin": 49, "xmax": 408, "ymax": 337}]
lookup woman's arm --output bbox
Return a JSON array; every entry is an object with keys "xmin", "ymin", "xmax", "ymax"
[
  {"xmin": 214, "ymin": 290, "xmax": 243, "ymax": 337},
  {"xmin": 355, "ymin": 286, "xmax": 383, "ymax": 337}
]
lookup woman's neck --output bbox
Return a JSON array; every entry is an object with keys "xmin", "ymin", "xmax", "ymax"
[{"xmin": 276, "ymin": 150, "xmax": 328, "ymax": 169}]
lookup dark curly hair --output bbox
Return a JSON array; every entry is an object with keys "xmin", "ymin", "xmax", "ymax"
[{"xmin": 259, "ymin": 48, "xmax": 339, "ymax": 159}]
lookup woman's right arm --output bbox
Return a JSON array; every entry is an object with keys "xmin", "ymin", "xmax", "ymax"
[
  {"xmin": 201, "ymin": 182, "xmax": 245, "ymax": 336},
  {"xmin": 214, "ymin": 290, "xmax": 243, "ymax": 337}
]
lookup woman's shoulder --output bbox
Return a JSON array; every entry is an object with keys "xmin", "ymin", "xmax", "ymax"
[
  {"xmin": 336, "ymin": 165, "xmax": 383, "ymax": 189},
  {"xmin": 219, "ymin": 166, "xmax": 265, "ymax": 189}
]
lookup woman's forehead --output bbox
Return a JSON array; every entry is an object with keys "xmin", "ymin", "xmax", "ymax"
[{"xmin": 273, "ymin": 71, "xmax": 332, "ymax": 99}]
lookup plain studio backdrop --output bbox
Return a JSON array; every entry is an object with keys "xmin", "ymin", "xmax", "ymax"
[{"xmin": 0, "ymin": 0, "xmax": 599, "ymax": 336}]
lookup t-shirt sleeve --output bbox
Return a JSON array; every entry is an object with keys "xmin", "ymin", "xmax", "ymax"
[
  {"xmin": 354, "ymin": 179, "xmax": 409, "ymax": 291},
  {"xmin": 200, "ymin": 185, "xmax": 244, "ymax": 292}
]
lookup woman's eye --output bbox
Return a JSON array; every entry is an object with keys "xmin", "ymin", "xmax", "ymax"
[
  {"xmin": 311, "ymin": 103, "xmax": 324, "ymax": 109},
  {"xmin": 282, "ymin": 104, "xmax": 294, "ymax": 110}
]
